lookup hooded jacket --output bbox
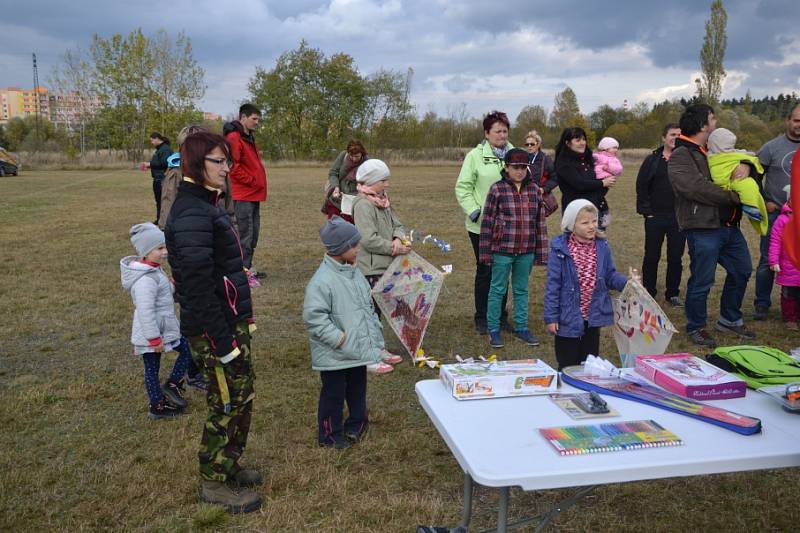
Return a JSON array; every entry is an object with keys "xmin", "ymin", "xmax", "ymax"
[
  {"xmin": 120, "ymin": 256, "xmax": 181, "ymax": 354},
  {"xmin": 455, "ymin": 140, "xmax": 514, "ymax": 233},
  {"xmin": 555, "ymin": 146, "xmax": 606, "ymax": 211},
  {"xmin": 592, "ymin": 151, "xmax": 623, "ymax": 180},
  {"xmin": 165, "ymin": 178, "xmax": 253, "ymax": 358},
  {"xmin": 769, "ymin": 203, "xmax": 800, "ymax": 287},
  {"xmin": 303, "ymin": 255, "xmax": 384, "ymax": 371},
  {"xmin": 224, "ymin": 120, "xmax": 267, "ymax": 202}
]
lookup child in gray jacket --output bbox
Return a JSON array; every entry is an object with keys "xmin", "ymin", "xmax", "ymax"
[{"xmin": 121, "ymin": 222, "xmax": 191, "ymax": 419}]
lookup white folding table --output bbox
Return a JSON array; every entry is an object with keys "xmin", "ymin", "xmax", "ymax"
[{"xmin": 415, "ymin": 378, "xmax": 800, "ymax": 532}]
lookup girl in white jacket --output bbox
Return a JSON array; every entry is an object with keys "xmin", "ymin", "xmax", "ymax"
[{"xmin": 121, "ymin": 223, "xmax": 191, "ymax": 419}]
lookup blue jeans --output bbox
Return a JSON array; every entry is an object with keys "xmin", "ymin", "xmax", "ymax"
[
  {"xmin": 685, "ymin": 227, "xmax": 752, "ymax": 333},
  {"xmin": 487, "ymin": 253, "xmax": 534, "ymax": 332},
  {"xmin": 754, "ymin": 209, "xmax": 781, "ymax": 309}
]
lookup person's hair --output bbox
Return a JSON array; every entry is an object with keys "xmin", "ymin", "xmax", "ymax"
[
  {"xmin": 346, "ymin": 139, "xmax": 367, "ymax": 157},
  {"xmin": 180, "ymin": 132, "xmax": 231, "ymax": 186},
  {"xmin": 176, "ymin": 125, "xmax": 207, "ymax": 147},
  {"xmin": 661, "ymin": 122, "xmax": 680, "ymax": 138},
  {"xmin": 482, "ymin": 110, "xmax": 510, "ymax": 133},
  {"xmin": 679, "ymin": 104, "xmax": 714, "ymax": 137},
  {"xmin": 787, "ymin": 103, "xmax": 800, "ymax": 119},
  {"xmin": 239, "ymin": 103, "xmax": 261, "ymax": 119},
  {"xmin": 577, "ymin": 204, "xmax": 599, "ymax": 218},
  {"xmin": 554, "ymin": 127, "xmax": 588, "ymax": 162},
  {"xmin": 525, "ymin": 130, "xmax": 542, "ymax": 144},
  {"xmin": 150, "ymin": 132, "xmax": 169, "ymax": 145}
]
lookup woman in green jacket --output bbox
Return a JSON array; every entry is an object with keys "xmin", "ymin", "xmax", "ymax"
[
  {"xmin": 324, "ymin": 139, "xmax": 368, "ymax": 223},
  {"xmin": 454, "ymin": 111, "xmax": 512, "ymax": 334}
]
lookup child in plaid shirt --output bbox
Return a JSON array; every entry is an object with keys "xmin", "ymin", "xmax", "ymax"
[{"xmin": 480, "ymin": 148, "xmax": 552, "ymax": 348}]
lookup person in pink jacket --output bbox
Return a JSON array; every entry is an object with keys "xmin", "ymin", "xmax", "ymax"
[
  {"xmin": 768, "ymin": 186, "xmax": 800, "ymax": 330},
  {"xmin": 593, "ymin": 137, "xmax": 623, "ymax": 231}
]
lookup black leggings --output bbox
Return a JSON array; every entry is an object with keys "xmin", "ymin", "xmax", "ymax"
[{"xmin": 554, "ymin": 322, "xmax": 600, "ymax": 370}]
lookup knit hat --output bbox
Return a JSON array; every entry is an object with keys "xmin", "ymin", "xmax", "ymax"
[
  {"xmin": 356, "ymin": 159, "xmax": 390, "ymax": 186},
  {"xmin": 707, "ymin": 128, "xmax": 739, "ymax": 154},
  {"xmin": 597, "ymin": 137, "xmax": 619, "ymax": 151},
  {"xmin": 561, "ymin": 199, "xmax": 597, "ymax": 233},
  {"xmin": 504, "ymin": 148, "xmax": 530, "ymax": 166},
  {"xmin": 130, "ymin": 222, "xmax": 165, "ymax": 257},
  {"xmin": 320, "ymin": 216, "xmax": 362, "ymax": 256}
]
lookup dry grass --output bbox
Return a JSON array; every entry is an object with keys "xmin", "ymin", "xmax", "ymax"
[{"xmin": 1, "ymin": 162, "xmax": 798, "ymax": 532}]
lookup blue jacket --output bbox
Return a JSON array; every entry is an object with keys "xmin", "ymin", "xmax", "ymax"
[{"xmin": 543, "ymin": 234, "xmax": 627, "ymax": 338}]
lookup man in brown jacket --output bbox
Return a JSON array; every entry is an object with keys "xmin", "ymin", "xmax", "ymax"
[{"xmin": 669, "ymin": 104, "xmax": 755, "ymax": 348}]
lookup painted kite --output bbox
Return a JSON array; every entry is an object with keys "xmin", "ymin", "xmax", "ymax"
[{"xmin": 612, "ymin": 278, "xmax": 677, "ymax": 367}]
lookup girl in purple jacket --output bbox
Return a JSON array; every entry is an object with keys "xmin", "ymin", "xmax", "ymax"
[
  {"xmin": 544, "ymin": 199, "xmax": 629, "ymax": 370},
  {"xmin": 768, "ymin": 186, "xmax": 800, "ymax": 330}
]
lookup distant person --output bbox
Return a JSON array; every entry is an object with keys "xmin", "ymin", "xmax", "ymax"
[
  {"xmin": 225, "ymin": 103, "xmax": 267, "ymax": 279},
  {"xmin": 636, "ymin": 123, "xmax": 686, "ymax": 306},
  {"xmin": 323, "ymin": 139, "xmax": 369, "ymax": 223},
  {"xmin": 455, "ymin": 110, "xmax": 513, "ymax": 335},
  {"xmin": 523, "ymin": 130, "xmax": 559, "ymax": 215},
  {"xmin": 303, "ymin": 216, "xmax": 383, "ymax": 449},
  {"xmin": 479, "ymin": 148, "xmax": 550, "ymax": 348},
  {"xmin": 753, "ymin": 103, "xmax": 800, "ymax": 320},
  {"xmin": 592, "ymin": 136, "xmax": 623, "ymax": 230},
  {"xmin": 768, "ymin": 185, "xmax": 800, "ymax": 330},
  {"xmin": 142, "ymin": 132, "xmax": 171, "ymax": 224},
  {"xmin": 543, "ymin": 200, "xmax": 630, "ymax": 370},
  {"xmin": 668, "ymin": 104, "xmax": 752, "ymax": 348}
]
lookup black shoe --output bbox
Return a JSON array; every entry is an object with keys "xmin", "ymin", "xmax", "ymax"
[
  {"xmin": 753, "ymin": 306, "xmax": 769, "ymax": 321},
  {"xmin": 715, "ymin": 321, "xmax": 756, "ymax": 340},
  {"xmin": 186, "ymin": 374, "xmax": 208, "ymax": 392},
  {"xmin": 474, "ymin": 318, "xmax": 488, "ymax": 335},
  {"xmin": 148, "ymin": 399, "xmax": 183, "ymax": 420},
  {"xmin": 252, "ymin": 269, "xmax": 267, "ymax": 279},
  {"xmin": 687, "ymin": 328, "xmax": 717, "ymax": 348},
  {"xmin": 319, "ymin": 438, "xmax": 352, "ymax": 450},
  {"xmin": 665, "ymin": 296, "xmax": 684, "ymax": 307},
  {"xmin": 162, "ymin": 380, "xmax": 188, "ymax": 409}
]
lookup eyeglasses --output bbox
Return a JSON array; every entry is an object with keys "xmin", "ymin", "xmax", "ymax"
[
  {"xmin": 205, "ymin": 157, "xmax": 232, "ymax": 168},
  {"xmin": 524, "ymin": 142, "xmax": 539, "ymax": 147}
]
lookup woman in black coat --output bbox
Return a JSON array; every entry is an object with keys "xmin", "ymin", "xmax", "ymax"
[
  {"xmin": 554, "ymin": 127, "xmax": 616, "ymax": 214},
  {"xmin": 144, "ymin": 132, "xmax": 172, "ymax": 223},
  {"xmin": 164, "ymin": 131, "xmax": 261, "ymax": 513}
]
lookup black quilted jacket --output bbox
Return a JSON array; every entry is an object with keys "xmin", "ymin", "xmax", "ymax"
[{"xmin": 165, "ymin": 179, "xmax": 253, "ymax": 356}]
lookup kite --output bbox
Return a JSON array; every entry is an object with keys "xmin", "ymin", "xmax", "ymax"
[
  {"xmin": 783, "ymin": 148, "xmax": 800, "ymax": 269},
  {"xmin": 371, "ymin": 251, "xmax": 444, "ymax": 362},
  {"xmin": 612, "ymin": 278, "xmax": 677, "ymax": 367}
]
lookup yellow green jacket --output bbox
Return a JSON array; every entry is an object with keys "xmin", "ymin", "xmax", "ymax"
[
  {"xmin": 708, "ymin": 153, "xmax": 767, "ymax": 235},
  {"xmin": 455, "ymin": 141, "xmax": 513, "ymax": 233}
]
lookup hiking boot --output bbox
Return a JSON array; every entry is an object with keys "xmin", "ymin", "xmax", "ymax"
[
  {"xmin": 200, "ymin": 480, "xmax": 262, "ymax": 514},
  {"xmin": 162, "ymin": 380, "xmax": 188, "ymax": 409},
  {"xmin": 319, "ymin": 438, "xmax": 352, "ymax": 450},
  {"xmin": 148, "ymin": 399, "xmax": 183, "ymax": 420},
  {"xmin": 231, "ymin": 468, "xmax": 264, "ymax": 488},
  {"xmin": 666, "ymin": 296, "xmax": 684, "ymax": 308},
  {"xmin": 753, "ymin": 305, "xmax": 769, "ymax": 321},
  {"xmin": 488, "ymin": 330, "xmax": 504, "ymax": 348},
  {"xmin": 186, "ymin": 374, "xmax": 208, "ymax": 392},
  {"xmin": 715, "ymin": 322, "xmax": 756, "ymax": 340},
  {"xmin": 474, "ymin": 318, "xmax": 488, "ymax": 335},
  {"xmin": 687, "ymin": 329, "xmax": 717, "ymax": 348},
  {"xmin": 513, "ymin": 329, "xmax": 540, "ymax": 346}
]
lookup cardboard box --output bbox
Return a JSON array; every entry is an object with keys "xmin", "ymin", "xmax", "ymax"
[
  {"xmin": 439, "ymin": 359, "xmax": 558, "ymax": 400},
  {"xmin": 634, "ymin": 353, "xmax": 746, "ymax": 400}
]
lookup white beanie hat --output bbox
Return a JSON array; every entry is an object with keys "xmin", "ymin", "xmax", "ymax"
[
  {"xmin": 130, "ymin": 222, "xmax": 165, "ymax": 257},
  {"xmin": 356, "ymin": 159, "xmax": 390, "ymax": 186},
  {"xmin": 597, "ymin": 137, "xmax": 619, "ymax": 151},
  {"xmin": 561, "ymin": 199, "xmax": 597, "ymax": 233}
]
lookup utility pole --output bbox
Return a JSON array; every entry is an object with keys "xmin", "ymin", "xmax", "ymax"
[{"xmin": 32, "ymin": 52, "xmax": 41, "ymax": 151}]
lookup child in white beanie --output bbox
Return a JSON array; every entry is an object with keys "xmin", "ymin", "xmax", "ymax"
[
  {"xmin": 593, "ymin": 137, "xmax": 623, "ymax": 231},
  {"xmin": 121, "ymin": 222, "xmax": 191, "ymax": 419},
  {"xmin": 543, "ymin": 200, "xmax": 630, "ymax": 370}
]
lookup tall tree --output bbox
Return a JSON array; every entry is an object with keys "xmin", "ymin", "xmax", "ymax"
[
  {"xmin": 697, "ymin": 0, "xmax": 727, "ymax": 104},
  {"xmin": 549, "ymin": 87, "xmax": 581, "ymax": 130}
]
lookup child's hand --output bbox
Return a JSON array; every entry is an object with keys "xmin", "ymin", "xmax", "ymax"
[
  {"xmin": 602, "ymin": 177, "xmax": 616, "ymax": 188},
  {"xmin": 546, "ymin": 323, "xmax": 559, "ymax": 335},
  {"xmin": 770, "ymin": 264, "xmax": 781, "ymax": 273},
  {"xmin": 628, "ymin": 267, "xmax": 641, "ymax": 283}
]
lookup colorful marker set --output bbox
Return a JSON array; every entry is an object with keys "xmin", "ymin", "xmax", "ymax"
[{"xmin": 539, "ymin": 419, "xmax": 683, "ymax": 456}]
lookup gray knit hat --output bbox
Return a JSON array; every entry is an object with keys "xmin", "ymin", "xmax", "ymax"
[
  {"xmin": 356, "ymin": 159, "xmax": 390, "ymax": 186},
  {"xmin": 130, "ymin": 222, "xmax": 165, "ymax": 257},
  {"xmin": 320, "ymin": 216, "xmax": 361, "ymax": 256}
]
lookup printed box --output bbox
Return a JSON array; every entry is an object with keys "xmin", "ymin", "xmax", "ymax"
[
  {"xmin": 439, "ymin": 359, "xmax": 558, "ymax": 400},
  {"xmin": 634, "ymin": 353, "xmax": 746, "ymax": 400}
]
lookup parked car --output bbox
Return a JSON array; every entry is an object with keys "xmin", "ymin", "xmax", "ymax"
[{"xmin": 0, "ymin": 147, "xmax": 19, "ymax": 176}]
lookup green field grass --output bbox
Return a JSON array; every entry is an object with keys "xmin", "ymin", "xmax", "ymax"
[{"xmin": 1, "ymin": 163, "xmax": 798, "ymax": 531}]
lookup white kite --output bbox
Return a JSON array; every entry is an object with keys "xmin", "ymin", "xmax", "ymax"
[{"xmin": 612, "ymin": 278, "xmax": 677, "ymax": 367}]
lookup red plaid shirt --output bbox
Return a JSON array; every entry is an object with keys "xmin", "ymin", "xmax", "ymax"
[{"xmin": 479, "ymin": 177, "xmax": 549, "ymax": 265}]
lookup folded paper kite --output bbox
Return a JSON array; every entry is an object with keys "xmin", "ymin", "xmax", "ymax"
[{"xmin": 612, "ymin": 278, "xmax": 677, "ymax": 367}]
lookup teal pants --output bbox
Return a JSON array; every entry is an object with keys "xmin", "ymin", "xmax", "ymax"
[{"xmin": 487, "ymin": 253, "xmax": 534, "ymax": 332}]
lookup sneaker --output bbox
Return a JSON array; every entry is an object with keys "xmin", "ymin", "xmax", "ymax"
[
  {"xmin": 231, "ymin": 468, "xmax": 264, "ymax": 488},
  {"xmin": 380, "ymin": 349, "xmax": 403, "ymax": 365},
  {"xmin": 344, "ymin": 425, "xmax": 368, "ymax": 443},
  {"xmin": 488, "ymin": 330, "xmax": 504, "ymax": 348},
  {"xmin": 162, "ymin": 380, "xmax": 188, "ymax": 409},
  {"xmin": 252, "ymin": 269, "xmax": 267, "ymax": 280},
  {"xmin": 366, "ymin": 362, "xmax": 394, "ymax": 374},
  {"xmin": 666, "ymin": 296, "xmax": 684, "ymax": 307},
  {"xmin": 474, "ymin": 318, "xmax": 488, "ymax": 335},
  {"xmin": 513, "ymin": 329, "xmax": 540, "ymax": 346},
  {"xmin": 753, "ymin": 306, "xmax": 769, "ymax": 321},
  {"xmin": 319, "ymin": 438, "xmax": 352, "ymax": 450},
  {"xmin": 715, "ymin": 322, "xmax": 756, "ymax": 340},
  {"xmin": 687, "ymin": 328, "xmax": 717, "ymax": 348},
  {"xmin": 200, "ymin": 480, "xmax": 262, "ymax": 514},
  {"xmin": 148, "ymin": 399, "xmax": 183, "ymax": 420},
  {"xmin": 186, "ymin": 374, "xmax": 209, "ymax": 392},
  {"xmin": 786, "ymin": 322, "xmax": 799, "ymax": 331}
]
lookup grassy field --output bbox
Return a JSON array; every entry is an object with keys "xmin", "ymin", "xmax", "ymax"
[{"xmin": 1, "ymin": 161, "xmax": 798, "ymax": 532}]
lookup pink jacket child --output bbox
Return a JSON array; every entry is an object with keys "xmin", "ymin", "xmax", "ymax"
[
  {"xmin": 768, "ymin": 202, "xmax": 800, "ymax": 287},
  {"xmin": 593, "ymin": 137, "xmax": 623, "ymax": 180}
]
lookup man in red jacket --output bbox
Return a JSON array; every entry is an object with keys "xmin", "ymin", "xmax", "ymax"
[{"xmin": 225, "ymin": 103, "xmax": 268, "ymax": 277}]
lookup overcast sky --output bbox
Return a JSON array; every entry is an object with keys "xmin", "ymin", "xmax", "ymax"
[{"xmin": 1, "ymin": 0, "xmax": 798, "ymax": 121}]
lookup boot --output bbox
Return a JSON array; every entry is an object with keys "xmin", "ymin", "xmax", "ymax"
[
  {"xmin": 231, "ymin": 468, "xmax": 264, "ymax": 487},
  {"xmin": 148, "ymin": 398, "xmax": 183, "ymax": 420},
  {"xmin": 162, "ymin": 380, "xmax": 188, "ymax": 409},
  {"xmin": 200, "ymin": 480, "xmax": 262, "ymax": 514}
]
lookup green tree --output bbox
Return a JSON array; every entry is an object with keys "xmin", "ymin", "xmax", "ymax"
[
  {"xmin": 603, "ymin": 123, "xmax": 634, "ymax": 148},
  {"xmin": 512, "ymin": 105, "xmax": 548, "ymax": 144},
  {"xmin": 549, "ymin": 87, "xmax": 581, "ymax": 130},
  {"xmin": 697, "ymin": 0, "xmax": 727, "ymax": 104}
]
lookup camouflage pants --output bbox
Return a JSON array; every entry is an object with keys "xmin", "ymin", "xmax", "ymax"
[{"xmin": 189, "ymin": 322, "xmax": 255, "ymax": 482}]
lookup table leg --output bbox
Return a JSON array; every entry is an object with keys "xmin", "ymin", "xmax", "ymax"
[
  {"xmin": 459, "ymin": 472, "xmax": 473, "ymax": 529},
  {"xmin": 497, "ymin": 486, "xmax": 509, "ymax": 533}
]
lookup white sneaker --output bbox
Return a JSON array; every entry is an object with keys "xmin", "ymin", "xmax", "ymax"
[{"xmin": 366, "ymin": 362, "xmax": 394, "ymax": 374}]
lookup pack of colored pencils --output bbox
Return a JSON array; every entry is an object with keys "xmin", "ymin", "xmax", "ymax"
[{"xmin": 539, "ymin": 419, "xmax": 683, "ymax": 456}]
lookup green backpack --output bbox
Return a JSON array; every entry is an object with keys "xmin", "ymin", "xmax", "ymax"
[{"xmin": 707, "ymin": 345, "xmax": 800, "ymax": 389}]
